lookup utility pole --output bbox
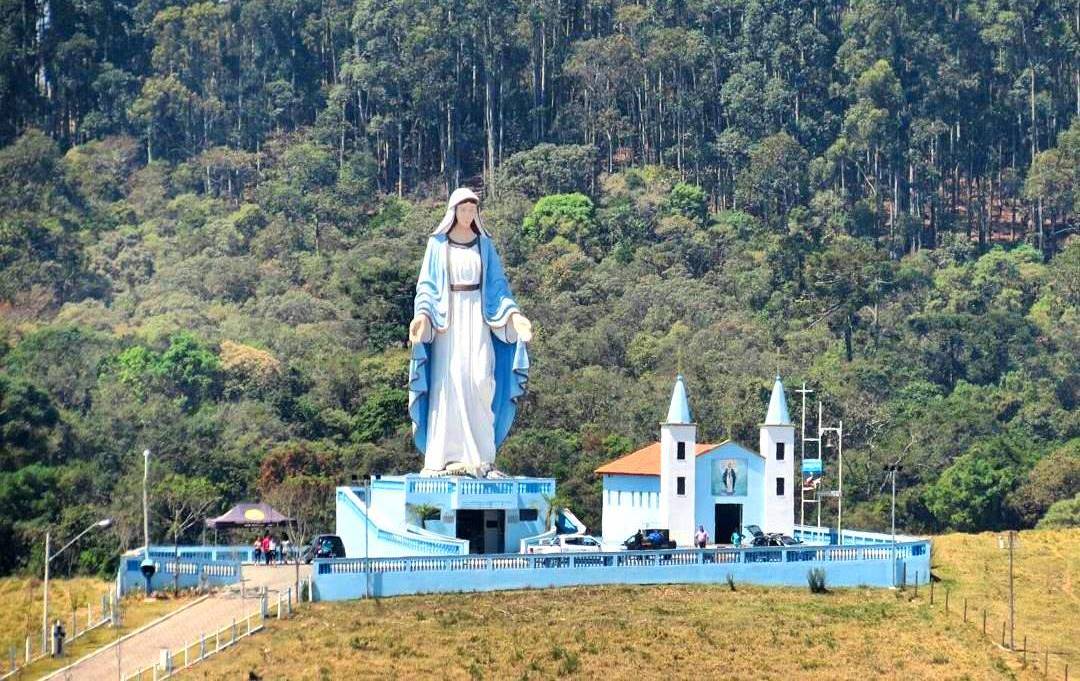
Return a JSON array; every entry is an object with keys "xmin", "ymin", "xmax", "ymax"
[
  {"xmin": 1009, "ymin": 530, "xmax": 1014, "ymax": 651},
  {"xmin": 997, "ymin": 530, "xmax": 1018, "ymax": 650}
]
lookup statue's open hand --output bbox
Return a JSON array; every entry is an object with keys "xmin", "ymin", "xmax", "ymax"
[
  {"xmin": 408, "ymin": 315, "xmax": 430, "ymax": 345},
  {"xmin": 510, "ymin": 313, "xmax": 533, "ymax": 343}
]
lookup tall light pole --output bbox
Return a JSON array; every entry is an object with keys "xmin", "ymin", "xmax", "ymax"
[
  {"xmin": 364, "ymin": 475, "xmax": 371, "ymax": 600},
  {"xmin": 42, "ymin": 518, "xmax": 112, "ymax": 653},
  {"xmin": 885, "ymin": 462, "xmax": 902, "ymax": 586},
  {"xmin": 836, "ymin": 420, "xmax": 843, "ymax": 545},
  {"xmin": 139, "ymin": 449, "xmax": 156, "ymax": 596},
  {"xmin": 142, "ymin": 449, "xmax": 151, "ymax": 551}
]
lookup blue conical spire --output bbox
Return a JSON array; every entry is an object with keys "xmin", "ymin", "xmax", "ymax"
[
  {"xmin": 764, "ymin": 374, "xmax": 791, "ymax": 425},
  {"xmin": 666, "ymin": 374, "xmax": 692, "ymax": 423}
]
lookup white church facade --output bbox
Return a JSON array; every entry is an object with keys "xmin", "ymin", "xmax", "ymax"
[{"xmin": 595, "ymin": 374, "xmax": 796, "ymax": 547}]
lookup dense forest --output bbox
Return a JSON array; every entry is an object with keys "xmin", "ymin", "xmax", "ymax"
[{"xmin": 0, "ymin": 0, "xmax": 1077, "ymax": 577}]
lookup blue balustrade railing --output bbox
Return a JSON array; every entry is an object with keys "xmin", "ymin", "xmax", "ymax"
[
  {"xmin": 117, "ymin": 550, "xmax": 242, "ymax": 595},
  {"xmin": 311, "ymin": 535, "xmax": 932, "ymax": 601}
]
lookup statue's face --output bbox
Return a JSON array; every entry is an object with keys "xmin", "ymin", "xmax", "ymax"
[{"xmin": 455, "ymin": 201, "xmax": 477, "ymax": 227}]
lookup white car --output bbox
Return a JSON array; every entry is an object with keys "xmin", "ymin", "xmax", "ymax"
[{"xmin": 526, "ymin": 534, "xmax": 603, "ymax": 554}]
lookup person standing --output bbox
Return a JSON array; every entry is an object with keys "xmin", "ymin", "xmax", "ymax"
[
  {"xmin": 695, "ymin": 525, "xmax": 709, "ymax": 549},
  {"xmin": 731, "ymin": 529, "xmax": 742, "ymax": 548},
  {"xmin": 260, "ymin": 534, "xmax": 271, "ymax": 565},
  {"xmin": 51, "ymin": 619, "xmax": 65, "ymax": 657}
]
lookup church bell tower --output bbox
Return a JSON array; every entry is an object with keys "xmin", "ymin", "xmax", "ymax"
[
  {"xmin": 659, "ymin": 374, "xmax": 697, "ymax": 547},
  {"xmin": 760, "ymin": 374, "xmax": 795, "ymax": 535}
]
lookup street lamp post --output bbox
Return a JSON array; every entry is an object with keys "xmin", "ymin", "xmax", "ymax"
[
  {"xmin": 140, "ymin": 449, "xmax": 156, "ymax": 596},
  {"xmin": 885, "ymin": 462, "xmax": 902, "ymax": 586},
  {"xmin": 142, "ymin": 449, "xmax": 151, "ymax": 551},
  {"xmin": 364, "ymin": 475, "xmax": 371, "ymax": 600},
  {"xmin": 42, "ymin": 518, "xmax": 112, "ymax": 654}
]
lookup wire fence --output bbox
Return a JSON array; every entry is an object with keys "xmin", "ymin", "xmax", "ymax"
[
  {"xmin": 121, "ymin": 579, "xmax": 308, "ymax": 681},
  {"xmin": 917, "ymin": 578, "xmax": 1074, "ymax": 680},
  {"xmin": 1, "ymin": 587, "xmax": 119, "ymax": 680}
]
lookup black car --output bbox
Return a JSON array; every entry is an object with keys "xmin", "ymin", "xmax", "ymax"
[
  {"xmin": 302, "ymin": 534, "xmax": 346, "ymax": 563},
  {"xmin": 623, "ymin": 528, "xmax": 677, "ymax": 550},
  {"xmin": 744, "ymin": 525, "xmax": 802, "ymax": 547}
]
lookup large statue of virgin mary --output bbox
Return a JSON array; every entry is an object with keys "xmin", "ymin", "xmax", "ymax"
[{"xmin": 407, "ymin": 188, "xmax": 532, "ymax": 478}]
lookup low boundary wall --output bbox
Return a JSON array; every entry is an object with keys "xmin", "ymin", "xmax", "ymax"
[{"xmin": 312, "ymin": 535, "xmax": 931, "ymax": 601}]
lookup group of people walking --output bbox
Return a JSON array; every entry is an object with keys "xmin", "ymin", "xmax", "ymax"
[{"xmin": 252, "ymin": 533, "xmax": 290, "ymax": 564}]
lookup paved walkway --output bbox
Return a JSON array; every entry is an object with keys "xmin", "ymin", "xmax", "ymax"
[{"xmin": 47, "ymin": 565, "xmax": 309, "ymax": 680}]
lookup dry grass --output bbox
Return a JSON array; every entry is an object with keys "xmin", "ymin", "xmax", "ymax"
[
  {"xmin": 181, "ymin": 584, "xmax": 1022, "ymax": 680},
  {"xmin": 932, "ymin": 528, "xmax": 1080, "ymax": 672},
  {"xmin": 0, "ymin": 576, "xmax": 110, "ymax": 652},
  {"xmin": 11, "ymin": 529, "xmax": 1074, "ymax": 679},
  {"xmin": 0, "ymin": 576, "xmax": 197, "ymax": 678}
]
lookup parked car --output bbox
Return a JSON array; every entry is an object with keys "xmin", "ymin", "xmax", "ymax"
[
  {"xmin": 526, "ymin": 534, "xmax": 604, "ymax": 554},
  {"xmin": 302, "ymin": 534, "xmax": 346, "ymax": 563},
  {"xmin": 623, "ymin": 528, "xmax": 677, "ymax": 551},
  {"xmin": 743, "ymin": 525, "xmax": 802, "ymax": 547}
]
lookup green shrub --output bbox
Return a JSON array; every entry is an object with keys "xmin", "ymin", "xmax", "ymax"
[{"xmin": 807, "ymin": 568, "xmax": 828, "ymax": 593}]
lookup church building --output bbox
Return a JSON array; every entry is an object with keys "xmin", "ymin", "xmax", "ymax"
[{"xmin": 595, "ymin": 374, "xmax": 796, "ymax": 547}]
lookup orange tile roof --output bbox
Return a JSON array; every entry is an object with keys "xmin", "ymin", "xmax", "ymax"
[{"xmin": 594, "ymin": 441, "xmax": 726, "ymax": 477}]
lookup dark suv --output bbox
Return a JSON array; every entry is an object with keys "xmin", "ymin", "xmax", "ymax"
[
  {"xmin": 623, "ymin": 528, "xmax": 677, "ymax": 550},
  {"xmin": 302, "ymin": 534, "xmax": 346, "ymax": 562}
]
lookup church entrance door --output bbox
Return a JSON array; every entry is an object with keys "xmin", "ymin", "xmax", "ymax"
[{"xmin": 714, "ymin": 503, "xmax": 742, "ymax": 544}]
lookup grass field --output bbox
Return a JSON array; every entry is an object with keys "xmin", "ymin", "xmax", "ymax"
[
  {"xmin": 932, "ymin": 529, "xmax": 1079, "ymax": 670},
  {"xmin": 179, "ymin": 584, "xmax": 1028, "ymax": 680},
  {"xmin": 6, "ymin": 529, "xmax": 1073, "ymax": 680},
  {"xmin": 0, "ymin": 576, "xmax": 197, "ymax": 678},
  {"xmin": 178, "ymin": 532, "xmax": 1080, "ymax": 681}
]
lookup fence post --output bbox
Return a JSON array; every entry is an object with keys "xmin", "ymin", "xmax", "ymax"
[
  {"xmin": 982, "ymin": 609, "xmax": 987, "ymax": 635},
  {"xmin": 232, "ymin": 618, "xmax": 237, "ymax": 644},
  {"xmin": 930, "ymin": 579, "xmax": 934, "ymax": 604},
  {"xmin": 260, "ymin": 592, "xmax": 268, "ymax": 620},
  {"xmin": 25, "ymin": 635, "xmax": 30, "ymax": 664},
  {"xmin": 286, "ymin": 587, "xmax": 292, "ymax": 616},
  {"xmin": 199, "ymin": 633, "xmax": 205, "ymax": 661},
  {"xmin": 963, "ymin": 598, "xmax": 967, "ymax": 623},
  {"xmin": 9, "ymin": 645, "xmax": 15, "ymax": 672},
  {"xmin": 215, "ymin": 630, "xmax": 220, "ymax": 652},
  {"xmin": 184, "ymin": 639, "xmax": 189, "ymax": 668},
  {"xmin": 1001, "ymin": 620, "xmax": 1006, "ymax": 647},
  {"xmin": 276, "ymin": 592, "xmax": 282, "ymax": 620}
]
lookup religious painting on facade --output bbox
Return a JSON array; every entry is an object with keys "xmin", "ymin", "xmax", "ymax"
[{"xmin": 711, "ymin": 458, "xmax": 747, "ymax": 496}]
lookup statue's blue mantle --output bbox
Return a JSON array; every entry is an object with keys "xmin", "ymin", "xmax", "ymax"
[{"xmin": 408, "ymin": 233, "xmax": 530, "ymax": 455}]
